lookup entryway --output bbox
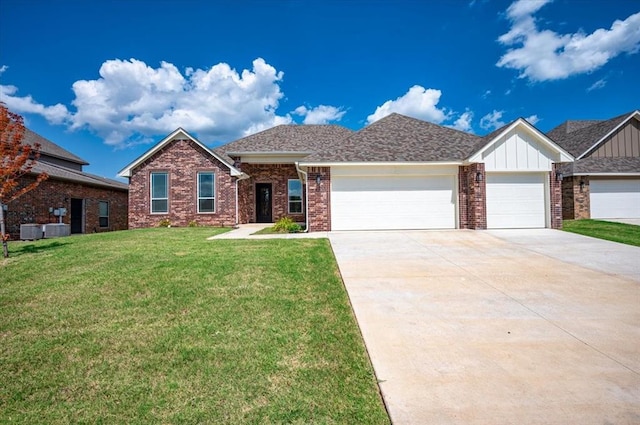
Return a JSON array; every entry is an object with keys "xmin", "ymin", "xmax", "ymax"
[
  {"xmin": 255, "ymin": 183, "xmax": 272, "ymax": 223},
  {"xmin": 70, "ymin": 198, "xmax": 84, "ymax": 234}
]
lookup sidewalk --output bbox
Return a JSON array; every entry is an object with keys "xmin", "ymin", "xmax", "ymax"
[{"xmin": 207, "ymin": 224, "xmax": 329, "ymax": 240}]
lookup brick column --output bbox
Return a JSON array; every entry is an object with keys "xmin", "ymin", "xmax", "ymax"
[
  {"xmin": 550, "ymin": 164, "xmax": 563, "ymax": 229},
  {"xmin": 307, "ymin": 167, "xmax": 331, "ymax": 231},
  {"xmin": 459, "ymin": 163, "xmax": 486, "ymax": 229}
]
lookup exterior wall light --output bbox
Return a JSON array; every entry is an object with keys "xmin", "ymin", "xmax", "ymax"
[
  {"xmin": 475, "ymin": 172, "xmax": 483, "ymax": 183},
  {"xmin": 556, "ymin": 172, "xmax": 563, "ymax": 182},
  {"xmin": 579, "ymin": 180, "xmax": 585, "ymax": 192},
  {"xmin": 316, "ymin": 175, "xmax": 321, "ymax": 185}
]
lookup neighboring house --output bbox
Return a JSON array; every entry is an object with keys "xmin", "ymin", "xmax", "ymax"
[
  {"xmin": 119, "ymin": 113, "xmax": 573, "ymax": 231},
  {"xmin": 547, "ymin": 110, "xmax": 640, "ymax": 220},
  {"xmin": 4, "ymin": 128, "xmax": 128, "ymax": 236}
]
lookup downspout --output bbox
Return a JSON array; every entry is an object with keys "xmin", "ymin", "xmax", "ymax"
[{"xmin": 295, "ymin": 162, "xmax": 310, "ymax": 233}]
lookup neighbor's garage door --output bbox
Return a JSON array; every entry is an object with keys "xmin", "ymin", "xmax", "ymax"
[
  {"xmin": 331, "ymin": 174, "xmax": 457, "ymax": 231},
  {"xmin": 486, "ymin": 172, "xmax": 547, "ymax": 228},
  {"xmin": 590, "ymin": 179, "xmax": 640, "ymax": 219}
]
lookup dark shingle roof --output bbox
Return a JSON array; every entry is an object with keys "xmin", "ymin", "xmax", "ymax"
[
  {"xmin": 303, "ymin": 113, "xmax": 481, "ymax": 162},
  {"xmin": 546, "ymin": 111, "xmax": 634, "ymax": 157},
  {"xmin": 558, "ymin": 157, "xmax": 640, "ymax": 175},
  {"xmin": 31, "ymin": 161, "xmax": 128, "ymax": 191},
  {"xmin": 218, "ymin": 124, "xmax": 354, "ymax": 155},
  {"xmin": 23, "ymin": 128, "xmax": 89, "ymax": 165}
]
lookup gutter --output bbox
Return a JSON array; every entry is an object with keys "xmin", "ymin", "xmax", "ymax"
[{"xmin": 295, "ymin": 162, "xmax": 310, "ymax": 233}]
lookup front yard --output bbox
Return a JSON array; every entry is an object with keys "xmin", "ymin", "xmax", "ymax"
[
  {"xmin": 0, "ymin": 228, "xmax": 389, "ymax": 424},
  {"xmin": 562, "ymin": 219, "xmax": 640, "ymax": 247}
]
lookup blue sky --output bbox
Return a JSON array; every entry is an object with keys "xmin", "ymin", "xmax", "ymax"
[{"xmin": 1, "ymin": 0, "xmax": 639, "ymax": 180}]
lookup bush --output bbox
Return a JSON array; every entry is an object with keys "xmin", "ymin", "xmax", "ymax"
[
  {"xmin": 188, "ymin": 220, "xmax": 199, "ymax": 227},
  {"xmin": 273, "ymin": 217, "xmax": 302, "ymax": 233},
  {"xmin": 157, "ymin": 218, "xmax": 171, "ymax": 228}
]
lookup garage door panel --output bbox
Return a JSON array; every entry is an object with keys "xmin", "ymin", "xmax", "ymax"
[
  {"xmin": 486, "ymin": 173, "xmax": 547, "ymax": 229},
  {"xmin": 590, "ymin": 179, "xmax": 640, "ymax": 219},
  {"xmin": 331, "ymin": 174, "xmax": 456, "ymax": 231}
]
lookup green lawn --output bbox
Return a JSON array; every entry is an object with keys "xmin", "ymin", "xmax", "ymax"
[
  {"xmin": 562, "ymin": 219, "xmax": 640, "ymax": 247},
  {"xmin": 0, "ymin": 228, "xmax": 389, "ymax": 424}
]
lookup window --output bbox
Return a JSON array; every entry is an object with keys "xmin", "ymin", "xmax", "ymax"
[
  {"xmin": 98, "ymin": 201, "xmax": 109, "ymax": 228},
  {"xmin": 151, "ymin": 172, "xmax": 168, "ymax": 213},
  {"xmin": 288, "ymin": 179, "xmax": 302, "ymax": 214},
  {"xmin": 198, "ymin": 172, "xmax": 215, "ymax": 213}
]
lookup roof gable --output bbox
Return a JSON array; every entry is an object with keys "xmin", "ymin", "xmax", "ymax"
[
  {"xmin": 23, "ymin": 128, "xmax": 88, "ymax": 165},
  {"xmin": 118, "ymin": 128, "xmax": 242, "ymax": 178}
]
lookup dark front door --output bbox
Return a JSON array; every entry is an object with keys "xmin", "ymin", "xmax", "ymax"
[
  {"xmin": 70, "ymin": 198, "xmax": 84, "ymax": 234},
  {"xmin": 255, "ymin": 183, "xmax": 272, "ymax": 223}
]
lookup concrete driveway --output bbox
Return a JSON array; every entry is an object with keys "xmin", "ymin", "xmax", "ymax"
[{"xmin": 329, "ymin": 230, "xmax": 640, "ymax": 425}]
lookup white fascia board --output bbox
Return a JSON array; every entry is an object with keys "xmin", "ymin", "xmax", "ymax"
[
  {"xmin": 573, "ymin": 172, "xmax": 640, "ymax": 177},
  {"xmin": 225, "ymin": 151, "xmax": 314, "ymax": 156},
  {"xmin": 297, "ymin": 161, "xmax": 463, "ymax": 167},
  {"xmin": 117, "ymin": 128, "xmax": 242, "ymax": 177},
  {"xmin": 468, "ymin": 118, "xmax": 574, "ymax": 163},
  {"xmin": 577, "ymin": 110, "xmax": 640, "ymax": 159}
]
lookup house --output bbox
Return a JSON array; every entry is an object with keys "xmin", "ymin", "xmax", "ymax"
[
  {"xmin": 4, "ymin": 128, "xmax": 128, "ymax": 237},
  {"xmin": 119, "ymin": 113, "xmax": 573, "ymax": 231},
  {"xmin": 547, "ymin": 110, "xmax": 640, "ymax": 220}
]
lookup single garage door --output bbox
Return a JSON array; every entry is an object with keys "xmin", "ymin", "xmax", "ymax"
[
  {"xmin": 331, "ymin": 174, "xmax": 456, "ymax": 230},
  {"xmin": 590, "ymin": 179, "xmax": 640, "ymax": 219},
  {"xmin": 486, "ymin": 172, "xmax": 547, "ymax": 229}
]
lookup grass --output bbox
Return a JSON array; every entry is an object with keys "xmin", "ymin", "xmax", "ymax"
[
  {"xmin": 562, "ymin": 219, "xmax": 640, "ymax": 247},
  {"xmin": 0, "ymin": 228, "xmax": 389, "ymax": 424}
]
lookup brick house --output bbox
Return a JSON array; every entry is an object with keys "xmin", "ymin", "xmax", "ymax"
[
  {"xmin": 4, "ymin": 128, "xmax": 128, "ymax": 237},
  {"xmin": 119, "ymin": 113, "xmax": 573, "ymax": 231},
  {"xmin": 547, "ymin": 110, "xmax": 640, "ymax": 220}
]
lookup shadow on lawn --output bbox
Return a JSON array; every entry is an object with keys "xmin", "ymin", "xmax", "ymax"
[{"xmin": 9, "ymin": 240, "xmax": 70, "ymax": 257}]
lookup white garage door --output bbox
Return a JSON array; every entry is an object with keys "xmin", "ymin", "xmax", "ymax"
[
  {"xmin": 331, "ymin": 174, "xmax": 456, "ymax": 231},
  {"xmin": 590, "ymin": 179, "xmax": 640, "ymax": 219},
  {"xmin": 486, "ymin": 172, "xmax": 547, "ymax": 229}
]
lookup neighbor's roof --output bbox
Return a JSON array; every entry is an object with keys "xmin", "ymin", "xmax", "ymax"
[
  {"xmin": 546, "ymin": 110, "xmax": 639, "ymax": 158},
  {"xmin": 558, "ymin": 157, "xmax": 640, "ymax": 176},
  {"xmin": 23, "ymin": 128, "xmax": 89, "ymax": 165},
  {"xmin": 219, "ymin": 124, "xmax": 354, "ymax": 155},
  {"xmin": 31, "ymin": 161, "xmax": 128, "ymax": 191},
  {"xmin": 302, "ymin": 113, "xmax": 481, "ymax": 163}
]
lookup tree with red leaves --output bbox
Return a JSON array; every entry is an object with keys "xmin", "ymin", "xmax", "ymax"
[{"xmin": 1, "ymin": 104, "xmax": 49, "ymax": 258}]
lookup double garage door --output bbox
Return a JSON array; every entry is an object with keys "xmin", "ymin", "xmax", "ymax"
[
  {"xmin": 331, "ymin": 169, "xmax": 549, "ymax": 231},
  {"xmin": 590, "ymin": 179, "xmax": 640, "ymax": 219}
]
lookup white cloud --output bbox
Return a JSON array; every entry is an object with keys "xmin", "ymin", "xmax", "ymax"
[
  {"xmin": 366, "ymin": 85, "xmax": 448, "ymax": 125},
  {"xmin": 480, "ymin": 110, "xmax": 506, "ymax": 130},
  {"xmin": 497, "ymin": 0, "xmax": 640, "ymax": 81},
  {"xmin": 482, "ymin": 90, "xmax": 491, "ymax": 99},
  {"xmin": 525, "ymin": 114, "xmax": 540, "ymax": 125},
  {"xmin": 587, "ymin": 78, "xmax": 607, "ymax": 92},
  {"xmin": 293, "ymin": 104, "xmax": 346, "ymax": 124},
  {"xmin": 0, "ymin": 58, "xmax": 293, "ymax": 147},
  {"xmin": 0, "ymin": 65, "xmax": 7, "ymax": 75},
  {"xmin": 450, "ymin": 110, "xmax": 474, "ymax": 132}
]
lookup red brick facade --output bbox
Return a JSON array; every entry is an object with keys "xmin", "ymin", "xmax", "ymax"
[
  {"xmin": 236, "ymin": 163, "xmax": 305, "ymax": 224},
  {"xmin": 562, "ymin": 175, "xmax": 590, "ymax": 220},
  {"xmin": 549, "ymin": 164, "xmax": 563, "ymax": 229},
  {"xmin": 127, "ymin": 139, "xmax": 236, "ymax": 228},
  {"xmin": 307, "ymin": 167, "xmax": 331, "ymax": 231},
  {"xmin": 458, "ymin": 164, "xmax": 487, "ymax": 230},
  {"xmin": 5, "ymin": 175, "xmax": 128, "ymax": 237}
]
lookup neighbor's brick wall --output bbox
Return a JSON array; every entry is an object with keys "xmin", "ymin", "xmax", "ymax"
[
  {"xmin": 550, "ymin": 164, "xmax": 563, "ymax": 229},
  {"xmin": 307, "ymin": 167, "xmax": 331, "ymax": 231},
  {"xmin": 236, "ymin": 163, "xmax": 305, "ymax": 224},
  {"xmin": 561, "ymin": 175, "xmax": 590, "ymax": 220},
  {"xmin": 128, "ymin": 139, "xmax": 236, "ymax": 228},
  {"xmin": 5, "ymin": 176, "xmax": 128, "ymax": 236},
  {"xmin": 458, "ymin": 164, "xmax": 486, "ymax": 229}
]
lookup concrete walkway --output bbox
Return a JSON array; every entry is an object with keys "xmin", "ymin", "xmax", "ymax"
[
  {"xmin": 207, "ymin": 224, "xmax": 328, "ymax": 239},
  {"xmin": 329, "ymin": 230, "xmax": 640, "ymax": 425}
]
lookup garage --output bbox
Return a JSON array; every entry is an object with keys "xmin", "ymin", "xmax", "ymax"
[
  {"xmin": 331, "ymin": 167, "xmax": 457, "ymax": 231},
  {"xmin": 486, "ymin": 172, "xmax": 548, "ymax": 229},
  {"xmin": 590, "ymin": 179, "xmax": 640, "ymax": 219}
]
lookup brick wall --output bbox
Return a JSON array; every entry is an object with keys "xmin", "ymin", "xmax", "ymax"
[
  {"xmin": 128, "ymin": 139, "xmax": 236, "ymax": 228},
  {"xmin": 5, "ymin": 176, "xmax": 128, "ymax": 236},
  {"xmin": 237, "ymin": 163, "xmax": 305, "ymax": 224},
  {"xmin": 561, "ymin": 175, "xmax": 590, "ymax": 220},
  {"xmin": 550, "ymin": 164, "xmax": 563, "ymax": 229},
  {"xmin": 307, "ymin": 167, "xmax": 331, "ymax": 231},
  {"xmin": 458, "ymin": 164, "xmax": 486, "ymax": 229}
]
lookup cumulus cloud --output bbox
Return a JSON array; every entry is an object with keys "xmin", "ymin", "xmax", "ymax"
[
  {"xmin": 525, "ymin": 114, "xmax": 540, "ymax": 125},
  {"xmin": 0, "ymin": 58, "xmax": 293, "ymax": 147},
  {"xmin": 587, "ymin": 78, "xmax": 607, "ymax": 92},
  {"xmin": 480, "ymin": 110, "xmax": 506, "ymax": 130},
  {"xmin": 366, "ymin": 85, "xmax": 448, "ymax": 124},
  {"xmin": 450, "ymin": 110, "xmax": 474, "ymax": 132},
  {"xmin": 497, "ymin": 0, "xmax": 640, "ymax": 81},
  {"xmin": 293, "ymin": 104, "xmax": 346, "ymax": 124}
]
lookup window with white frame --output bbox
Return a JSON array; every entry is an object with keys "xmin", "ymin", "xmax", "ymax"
[
  {"xmin": 98, "ymin": 201, "xmax": 109, "ymax": 228},
  {"xmin": 198, "ymin": 172, "xmax": 215, "ymax": 213},
  {"xmin": 151, "ymin": 172, "xmax": 169, "ymax": 213},
  {"xmin": 288, "ymin": 179, "xmax": 302, "ymax": 214}
]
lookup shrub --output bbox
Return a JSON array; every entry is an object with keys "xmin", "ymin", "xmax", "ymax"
[
  {"xmin": 157, "ymin": 218, "xmax": 171, "ymax": 228},
  {"xmin": 188, "ymin": 220, "xmax": 199, "ymax": 227},
  {"xmin": 273, "ymin": 217, "xmax": 302, "ymax": 233}
]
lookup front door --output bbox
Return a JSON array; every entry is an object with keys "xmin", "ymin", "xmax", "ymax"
[
  {"xmin": 255, "ymin": 183, "xmax": 272, "ymax": 223},
  {"xmin": 70, "ymin": 198, "xmax": 84, "ymax": 234}
]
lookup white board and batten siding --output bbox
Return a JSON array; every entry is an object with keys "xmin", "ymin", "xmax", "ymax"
[
  {"xmin": 330, "ymin": 165, "xmax": 458, "ymax": 231},
  {"xmin": 590, "ymin": 179, "xmax": 640, "ymax": 219}
]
